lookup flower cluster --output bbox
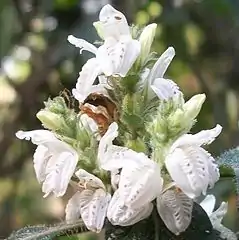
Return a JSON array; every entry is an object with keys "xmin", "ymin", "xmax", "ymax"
[{"xmin": 16, "ymin": 4, "xmax": 223, "ymax": 235}]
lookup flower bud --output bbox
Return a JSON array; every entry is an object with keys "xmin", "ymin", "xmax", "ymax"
[
  {"xmin": 44, "ymin": 96, "xmax": 66, "ymax": 114},
  {"xmin": 137, "ymin": 23, "xmax": 157, "ymax": 66},
  {"xmin": 183, "ymin": 94, "xmax": 206, "ymax": 121},
  {"xmin": 93, "ymin": 21, "xmax": 104, "ymax": 40},
  {"xmin": 37, "ymin": 110, "xmax": 64, "ymax": 131}
]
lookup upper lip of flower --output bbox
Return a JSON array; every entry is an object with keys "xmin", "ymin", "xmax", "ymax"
[{"xmin": 15, "ymin": 129, "xmax": 78, "ymax": 197}]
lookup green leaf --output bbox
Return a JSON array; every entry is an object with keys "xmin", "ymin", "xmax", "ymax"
[
  {"xmin": 217, "ymin": 148, "xmax": 239, "ymax": 195},
  {"xmin": 7, "ymin": 220, "xmax": 88, "ymax": 240}
]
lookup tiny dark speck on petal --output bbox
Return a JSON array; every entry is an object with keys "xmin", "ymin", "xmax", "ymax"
[{"xmin": 115, "ymin": 16, "xmax": 122, "ymax": 20}]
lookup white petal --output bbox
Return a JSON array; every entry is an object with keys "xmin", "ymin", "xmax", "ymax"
[
  {"xmin": 42, "ymin": 151, "xmax": 78, "ymax": 197},
  {"xmin": 72, "ymin": 58, "xmax": 102, "ymax": 103},
  {"xmin": 80, "ymin": 189, "xmax": 111, "ymax": 232},
  {"xmin": 98, "ymin": 75, "xmax": 108, "ymax": 84},
  {"xmin": 166, "ymin": 146, "xmax": 211, "ymax": 198},
  {"xmin": 148, "ymin": 47, "xmax": 175, "ymax": 85},
  {"xmin": 208, "ymin": 158, "xmax": 220, "ymax": 188},
  {"xmin": 98, "ymin": 122, "xmax": 118, "ymax": 164},
  {"xmin": 192, "ymin": 124, "xmax": 222, "ymax": 146},
  {"xmin": 117, "ymin": 38, "xmax": 141, "ymax": 77},
  {"xmin": 16, "ymin": 130, "xmax": 75, "ymax": 154},
  {"xmin": 80, "ymin": 114, "xmax": 99, "ymax": 136},
  {"xmin": 111, "ymin": 170, "xmax": 120, "ymax": 190},
  {"xmin": 99, "ymin": 145, "xmax": 136, "ymax": 170},
  {"xmin": 150, "ymin": 78, "xmax": 181, "ymax": 100},
  {"xmin": 97, "ymin": 40, "xmax": 116, "ymax": 76},
  {"xmin": 171, "ymin": 125, "xmax": 222, "ymax": 150},
  {"xmin": 16, "ymin": 129, "xmax": 78, "ymax": 198},
  {"xmin": 200, "ymin": 195, "xmax": 216, "ymax": 216},
  {"xmin": 157, "ymin": 190, "xmax": 193, "ymax": 235},
  {"xmin": 210, "ymin": 202, "xmax": 228, "ymax": 224},
  {"xmin": 97, "ymin": 37, "xmax": 140, "ymax": 77},
  {"xmin": 65, "ymin": 192, "xmax": 82, "ymax": 222},
  {"xmin": 119, "ymin": 152, "xmax": 163, "ymax": 208},
  {"xmin": 33, "ymin": 145, "xmax": 49, "ymax": 183},
  {"xmin": 107, "ymin": 189, "xmax": 153, "ymax": 226},
  {"xmin": 16, "ymin": 129, "xmax": 56, "ymax": 145},
  {"xmin": 67, "ymin": 35, "xmax": 97, "ymax": 55},
  {"xmin": 99, "ymin": 4, "xmax": 130, "ymax": 40},
  {"xmin": 75, "ymin": 169, "xmax": 105, "ymax": 189}
]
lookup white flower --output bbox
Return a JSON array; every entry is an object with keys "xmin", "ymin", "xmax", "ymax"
[
  {"xmin": 15, "ymin": 130, "xmax": 78, "ymax": 197},
  {"xmin": 146, "ymin": 47, "xmax": 182, "ymax": 101},
  {"xmin": 98, "ymin": 122, "xmax": 163, "ymax": 225},
  {"xmin": 165, "ymin": 125, "xmax": 222, "ymax": 199},
  {"xmin": 68, "ymin": 4, "xmax": 141, "ymax": 103},
  {"xmin": 65, "ymin": 169, "xmax": 111, "ymax": 233}
]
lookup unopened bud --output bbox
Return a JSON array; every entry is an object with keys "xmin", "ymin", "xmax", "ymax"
[
  {"xmin": 137, "ymin": 23, "xmax": 157, "ymax": 66},
  {"xmin": 93, "ymin": 21, "xmax": 104, "ymax": 40},
  {"xmin": 183, "ymin": 94, "xmax": 206, "ymax": 121},
  {"xmin": 37, "ymin": 110, "xmax": 64, "ymax": 131}
]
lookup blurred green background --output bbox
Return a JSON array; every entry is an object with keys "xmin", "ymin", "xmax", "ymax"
[{"xmin": 0, "ymin": 0, "xmax": 239, "ymax": 239}]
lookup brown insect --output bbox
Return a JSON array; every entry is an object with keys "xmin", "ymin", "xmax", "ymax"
[
  {"xmin": 80, "ymin": 93, "xmax": 118, "ymax": 136},
  {"xmin": 60, "ymin": 88, "xmax": 79, "ymax": 111}
]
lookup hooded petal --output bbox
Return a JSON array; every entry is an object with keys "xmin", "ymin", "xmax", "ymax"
[
  {"xmin": 79, "ymin": 189, "xmax": 111, "ymax": 232},
  {"xmin": 200, "ymin": 194, "xmax": 216, "ymax": 217},
  {"xmin": 118, "ymin": 152, "xmax": 163, "ymax": 208},
  {"xmin": 67, "ymin": 35, "xmax": 97, "ymax": 55},
  {"xmin": 16, "ymin": 129, "xmax": 78, "ymax": 197},
  {"xmin": 165, "ymin": 146, "xmax": 212, "ymax": 198},
  {"xmin": 151, "ymin": 78, "xmax": 181, "ymax": 100},
  {"xmin": 99, "ymin": 4, "xmax": 130, "ymax": 40},
  {"xmin": 148, "ymin": 47, "xmax": 175, "ymax": 85},
  {"xmin": 107, "ymin": 189, "xmax": 153, "ymax": 226},
  {"xmin": 156, "ymin": 190, "xmax": 193, "ymax": 235},
  {"xmin": 72, "ymin": 58, "xmax": 102, "ymax": 103}
]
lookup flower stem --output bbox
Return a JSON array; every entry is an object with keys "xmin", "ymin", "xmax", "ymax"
[{"xmin": 153, "ymin": 208, "xmax": 159, "ymax": 240}]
